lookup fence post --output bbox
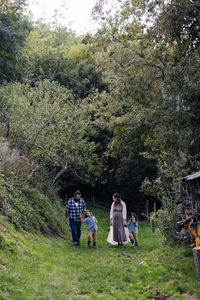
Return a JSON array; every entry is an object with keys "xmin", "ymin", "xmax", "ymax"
[
  {"xmin": 145, "ymin": 200, "xmax": 150, "ymax": 222},
  {"xmin": 193, "ymin": 247, "xmax": 200, "ymax": 277},
  {"xmin": 152, "ymin": 202, "xmax": 156, "ymax": 233},
  {"xmin": 92, "ymin": 195, "xmax": 95, "ymax": 204}
]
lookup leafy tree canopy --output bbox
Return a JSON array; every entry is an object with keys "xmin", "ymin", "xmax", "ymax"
[{"xmin": 0, "ymin": 0, "xmax": 31, "ymax": 83}]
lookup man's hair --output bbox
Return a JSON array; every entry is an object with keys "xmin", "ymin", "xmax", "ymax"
[{"xmin": 74, "ymin": 190, "xmax": 81, "ymax": 197}]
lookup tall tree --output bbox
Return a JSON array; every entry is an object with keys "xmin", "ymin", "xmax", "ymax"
[
  {"xmin": 91, "ymin": 0, "xmax": 200, "ymax": 212},
  {"xmin": 0, "ymin": 80, "xmax": 104, "ymax": 186},
  {"xmin": 0, "ymin": 0, "xmax": 31, "ymax": 83}
]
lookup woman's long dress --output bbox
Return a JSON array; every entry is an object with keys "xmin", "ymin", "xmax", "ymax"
[{"xmin": 113, "ymin": 204, "xmax": 127, "ymax": 243}]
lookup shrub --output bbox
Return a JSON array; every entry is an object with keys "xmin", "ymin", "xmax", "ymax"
[
  {"xmin": 156, "ymin": 208, "xmax": 177, "ymax": 241},
  {"xmin": 0, "ymin": 139, "xmax": 34, "ymax": 184}
]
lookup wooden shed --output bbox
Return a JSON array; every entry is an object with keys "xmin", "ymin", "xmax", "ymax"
[{"xmin": 176, "ymin": 171, "xmax": 200, "ymax": 277}]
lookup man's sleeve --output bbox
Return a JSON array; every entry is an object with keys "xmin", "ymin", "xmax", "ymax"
[{"xmin": 82, "ymin": 199, "xmax": 86, "ymax": 212}]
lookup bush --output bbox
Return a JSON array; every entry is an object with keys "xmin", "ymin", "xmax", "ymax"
[
  {"xmin": 0, "ymin": 139, "xmax": 33, "ymax": 184},
  {"xmin": 0, "ymin": 176, "xmax": 67, "ymax": 237},
  {"xmin": 156, "ymin": 208, "xmax": 177, "ymax": 241}
]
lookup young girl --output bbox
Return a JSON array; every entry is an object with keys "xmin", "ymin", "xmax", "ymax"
[
  {"xmin": 127, "ymin": 213, "xmax": 138, "ymax": 246},
  {"xmin": 82, "ymin": 210, "xmax": 98, "ymax": 247}
]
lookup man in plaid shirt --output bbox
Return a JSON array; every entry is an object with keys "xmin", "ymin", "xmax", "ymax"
[{"xmin": 65, "ymin": 190, "xmax": 86, "ymax": 246}]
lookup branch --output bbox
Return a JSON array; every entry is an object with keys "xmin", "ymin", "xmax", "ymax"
[
  {"xmin": 135, "ymin": 50, "xmax": 165, "ymax": 78},
  {"xmin": 53, "ymin": 166, "xmax": 68, "ymax": 183},
  {"xmin": 27, "ymin": 111, "xmax": 55, "ymax": 156},
  {"xmin": 34, "ymin": 145, "xmax": 63, "ymax": 167}
]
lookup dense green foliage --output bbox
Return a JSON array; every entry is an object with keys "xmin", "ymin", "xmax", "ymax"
[
  {"xmin": 91, "ymin": 0, "xmax": 200, "ymax": 233},
  {"xmin": 0, "ymin": 0, "xmax": 31, "ymax": 83},
  {"xmin": 0, "ymin": 0, "xmax": 199, "ymax": 240},
  {"xmin": 0, "ymin": 172, "xmax": 66, "ymax": 236}
]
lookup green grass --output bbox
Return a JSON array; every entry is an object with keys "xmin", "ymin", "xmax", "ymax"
[{"xmin": 0, "ymin": 203, "xmax": 200, "ymax": 299}]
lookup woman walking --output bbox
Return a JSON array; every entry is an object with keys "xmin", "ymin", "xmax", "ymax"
[{"xmin": 109, "ymin": 193, "xmax": 128, "ymax": 246}]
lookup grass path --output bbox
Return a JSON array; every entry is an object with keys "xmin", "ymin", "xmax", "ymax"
[{"xmin": 0, "ymin": 204, "xmax": 200, "ymax": 299}]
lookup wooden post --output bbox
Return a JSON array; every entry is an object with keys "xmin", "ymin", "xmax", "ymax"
[
  {"xmin": 145, "ymin": 200, "xmax": 150, "ymax": 222},
  {"xmin": 145, "ymin": 200, "xmax": 148, "ymax": 222},
  {"xmin": 195, "ymin": 224, "xmax": 200, "ymax": 247},
  {"xmin": 193, "ymin": 247, "xmax": 200, "ymax": 277},
  {"xmin": 152, "ymin": 202, "xmax": 156, "ymax": 233},
  {"xmin": 92, "ymin": 195, "xmax": 95, "ymax": 204}
]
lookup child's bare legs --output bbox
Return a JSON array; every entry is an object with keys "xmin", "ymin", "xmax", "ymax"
[
  {"xmin": 133, "ymin": 233, "xmax": 138, "ymax": 245},
  {"xmin": 92, "ymin": 230, "xmax": 97, "ymax": 247},
  {"xmin": 88, "ymin": 230, "xmax": 92, "ymax": 246},
  {"xmin": 129, "ymin": 232, "xmax": 134, "ymax": 246},
  {"xmin": 88, "ymin": 230, "xmax": 97, "ymax": 247}
]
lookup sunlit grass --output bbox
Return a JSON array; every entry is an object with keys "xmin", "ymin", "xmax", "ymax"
[{"xmin": 0, "ymin": 204, "xmax": 199, "ymax": 299}]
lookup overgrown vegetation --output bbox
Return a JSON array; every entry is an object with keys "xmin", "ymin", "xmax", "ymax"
[
  {"xmin": 0, "ymin": 171, "xmax": 66, "ymax": 236},
  {"xmin": 0, "ymin": 0, "xmax": 200, "ymax": 241}
]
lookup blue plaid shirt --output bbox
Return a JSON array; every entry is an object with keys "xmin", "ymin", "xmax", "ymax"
[{"xmin": 65, "ymin": 197, "xmax": 86, "ymax": 221}]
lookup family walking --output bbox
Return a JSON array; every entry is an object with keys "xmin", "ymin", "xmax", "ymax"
[{"xmin": 65, "ymin": 190, "xmax": 138, "ymax": 248}]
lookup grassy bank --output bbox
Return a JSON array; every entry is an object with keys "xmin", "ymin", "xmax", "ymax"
[{"xmin": 0, "ymin": 204, "xmax": 199, "ymax": 299}]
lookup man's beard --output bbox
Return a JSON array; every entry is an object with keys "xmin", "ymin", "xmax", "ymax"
[{"xmin": 74, "ymin": 198, "xmax": 80, "ymax": 202}]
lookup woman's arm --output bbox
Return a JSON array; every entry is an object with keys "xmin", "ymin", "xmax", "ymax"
[
  {"xmin": 110, "ymin": 202, "xmax": 114, "ymax": 225},
  {"xmin": 110, "ymin": 202, "xmax": 114, "ymax": 219},
  {"xmin": 122, "ymin": 201, "xmax": 127, "ymax": 220}
]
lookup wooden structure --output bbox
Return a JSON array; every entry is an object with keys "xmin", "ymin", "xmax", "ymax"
[{"xmin": 176, "ymin": 171, "xmax": 200, "ymax": 277}]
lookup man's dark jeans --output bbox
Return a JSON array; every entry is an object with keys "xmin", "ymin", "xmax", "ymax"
[{"xmin": 69, "ymin": 219, "xmax": 81, "ymax": 245}]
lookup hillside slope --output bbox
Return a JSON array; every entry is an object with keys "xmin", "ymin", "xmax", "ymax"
[{"xmin": 0, "ymin": 204, "xmax": 199, "ymax": 299}]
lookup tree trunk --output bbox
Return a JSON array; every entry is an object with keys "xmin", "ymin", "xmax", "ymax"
[{"xmin": 53, "ymin": 166, "xmax": 68, "ymax": 183}]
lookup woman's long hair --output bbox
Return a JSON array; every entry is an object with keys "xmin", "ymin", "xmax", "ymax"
[{"xmin": 113, "ymin": 193, "xmax": 122, "ymax": 206}]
